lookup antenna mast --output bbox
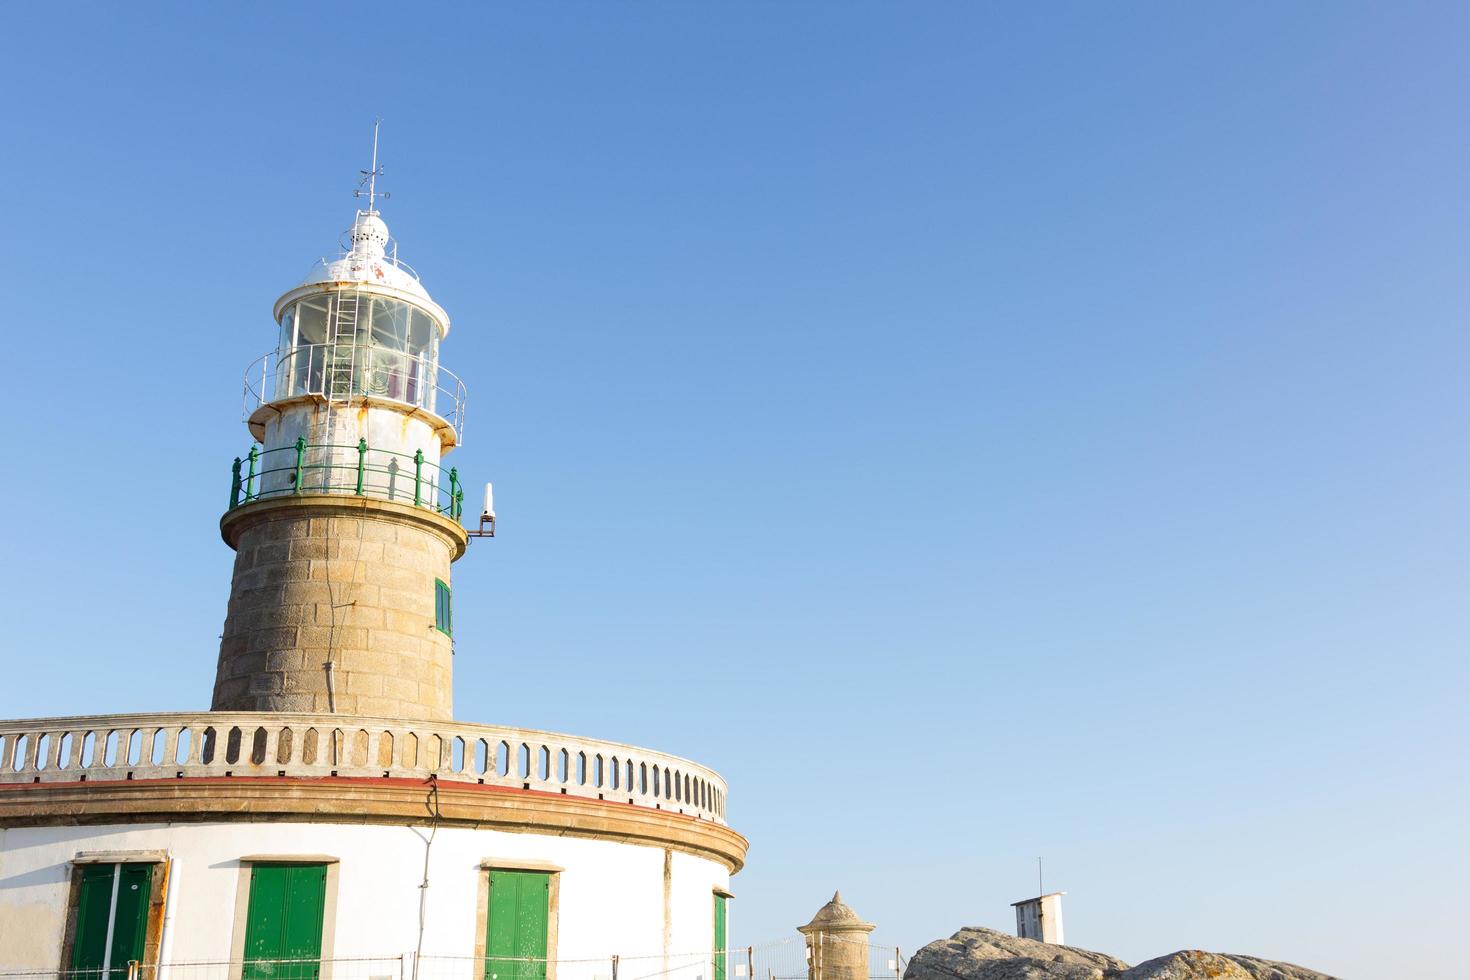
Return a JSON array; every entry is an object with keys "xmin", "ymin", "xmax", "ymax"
[{"xmin": 355, "ymin": 118, "xmax": 390, "ymax": 212}]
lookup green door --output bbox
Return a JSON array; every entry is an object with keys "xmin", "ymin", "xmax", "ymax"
[
  {"xmin": 485, "ymin": 870, "xmax": 549, "ymax": 980},
  {"xmin": 242, "ymin": 863, "xmax": 328, "ymax": 980},
  {"xmin": 72, "ymin": 863, "xmax": 153, "ymax": 979},
  {"xmin": 713, "ymin": 894, "xmax": 728, "ymax": 980}
]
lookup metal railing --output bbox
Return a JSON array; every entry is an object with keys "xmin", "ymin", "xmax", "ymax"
[
  {"xmin": 227, "ymin": 439, "xmax": 464, "ymax": 519},
  {"xmin": 243, "ymin": 344, "xmax": 466, "ymax": 442},
  {"xmin": 304, "ymin": 251, "xmax": 423, "ymax": 284},
  {"xmin": 0, "ymin": 712, "xmax": 729, "ymax": 824}
]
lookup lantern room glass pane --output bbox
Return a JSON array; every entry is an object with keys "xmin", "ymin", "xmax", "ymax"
[
  {"xmin": 267, "ymin": 292, "xmax": 444, "ymax": 410},
  {"xmin": 295, "ymin": 297, "xmax": 329, "ymax": 346}
]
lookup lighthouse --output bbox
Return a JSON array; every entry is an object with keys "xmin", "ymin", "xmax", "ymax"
[
  {"xmin": 214, "ymin": 149, "xmax": 468, "ymax": 720},
  {"xmin": 0, "ymin": 140, "xmax": 746, "ymax": 977}
]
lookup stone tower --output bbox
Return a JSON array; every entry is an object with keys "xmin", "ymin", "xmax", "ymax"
[
  {"xmin": 212, "ymin": 178, "xmax": 473, "ymax": 720},
  {"xmin": 799, "ymin": 891, "xmax": 875, "ymax": 980}
]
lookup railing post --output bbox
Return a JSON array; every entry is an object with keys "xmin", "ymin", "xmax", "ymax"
[
  {"xmin": 448, "ymin": 467, "xmax": 460, "ymax": 518},
  {"xmin": 293, "ymin": 435, "xmax": 307, "ymax": 494},
  {"xmin": 356, "ymin": 438, "xmax": 368, "ymax": 496},
  {"xmin": 246, "ymin": 445, "xmax": 259, "ymax": 501},
  {"xmin": 230, "ymin": 457, "xmax": 242, "ymax": 509},
  {"xmin": 413, "ymin": 449, "xmax": 424, "ymax": 507}
]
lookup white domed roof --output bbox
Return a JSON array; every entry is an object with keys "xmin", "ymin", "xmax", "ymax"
[
  {"xmin": 299, "ymin": 210, "xmax": 434, "ymax": 304},
  {"xmin": 274, "ymin": 208, "xmax": 451, "ymax": 334}
]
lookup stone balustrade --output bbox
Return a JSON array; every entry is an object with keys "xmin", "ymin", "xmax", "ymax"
[{"xmin": 0, "ymin": 712, "xmax": 727, "ymax": 824}]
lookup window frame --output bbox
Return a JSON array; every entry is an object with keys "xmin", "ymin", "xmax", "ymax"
[{"xmin": 435, "ymin": 578, "xmax": 453, "ymax": 637}]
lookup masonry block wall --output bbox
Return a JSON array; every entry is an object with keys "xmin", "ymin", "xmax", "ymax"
[{"xmin": 213, "ymin": 496, "xmax": 467, "ymax": 720}]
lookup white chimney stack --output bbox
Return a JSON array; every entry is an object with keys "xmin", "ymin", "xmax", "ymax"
[{"xmin": 482, "ymin": 482, "xmax": 495, "ymax": 520}]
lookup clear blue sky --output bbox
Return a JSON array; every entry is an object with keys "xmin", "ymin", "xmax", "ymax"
[{"xmin": 1, "ymin": 4, "xmax": 1466, "ymax": 978}]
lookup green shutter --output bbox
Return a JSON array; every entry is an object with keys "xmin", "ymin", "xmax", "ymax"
[
  {"xmin": 714, "ymin": 894, "xmax": 728, "ymax": 980},
  {"xmin": 72, "ymin": 864, "xmax": 116, "ymax": 974},
  {"xmin": 435, "ymin": 579, "xmax": 453, "ymax": 637},
  {"xmin": 110, "ymin": 864, "xmax": 153, "ymax": 974},
  {"xmin": 485, "ymin": 870, "xmax": 549, "ymax": 980},
  {"xmin": 243, "ymin": 863, "xmax": 327, "ymax": 980},
  {"xmin": 72, "ymin": 863, "xmax": 153, "ymax": 979}
]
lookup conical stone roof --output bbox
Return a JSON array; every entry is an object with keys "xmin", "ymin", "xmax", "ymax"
[{"xmin": 799, "ymin": 891, "xmax": 876, "ymax": 934}]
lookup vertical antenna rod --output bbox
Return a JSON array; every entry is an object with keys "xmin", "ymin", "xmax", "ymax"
[
  {"xmin": 367, "ymin": 119, "xmax": 380, "ymax": 210},
  {"xmin": 356, "ymin": 118, "xmax": 389, "ymax": 211}
]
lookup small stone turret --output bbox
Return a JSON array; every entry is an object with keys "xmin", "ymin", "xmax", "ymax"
[{"xmin": 799, "ymin": 891, "xmax": 875, "ymax": 980}]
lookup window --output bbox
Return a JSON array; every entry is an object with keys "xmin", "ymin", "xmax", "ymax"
[
  {"xmin": 486, "ymin": 870, "xmax": 550, "ymax": 980},
  {"xmin": 243, "ymin": 863, "xmax": 328, "ymax": 980},
  {"xmin": 435, "ymin": 579, "xmax": 452, "ymax": 637},
  {"xmin": 69, "ymin": 863, "xmax": 155, "ymax": 979},
  {"xmin": 713, "ymin": 893, "xmax": 729, "ymax": 980}
]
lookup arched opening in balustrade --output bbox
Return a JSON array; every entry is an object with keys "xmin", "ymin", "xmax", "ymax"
[
  {"xmin": 518, "ymin": 743, "xmax": 531, "ymax": 779},
  {"xmin": 225, "ymin": 727, "xmax": 244, "ymax": 765},
  {"xmin": 610, "ymin": 756, "xmax": 621, "ymax": 790},
  {"xmin": 150, "ymin": 730, "xmax": 168, "ymax": 766},
  {"xmin": 537, "ymin": 746, "xmax": 550, "ymax": 781},
  {"xmin": 449, "ymin": 736, "xmax": 464, "ymax": 772},
  {"xmin": 34, "ymin": 733, "xmax": 51, "ymax": 771},
  {"xmin": 11, "ymin": 734, "xmax": 29, "ymax": 773},
  {"xmin": 58, "ymin": 732, "xmax": 74, "ymax": 769},
  {"xmin": 399, "ymin": 732, "xmax": 418, "ymax": 769},
  {"xmin": 174, "ymin": 729, "xmax": 192, "ymax": 765},
  {"xmin": 498, "ymin": 741, "xmax": 511, "ymax": 777},
  {"xmin": 277, "ymin": 727, "xmax": 295, "ymax": 765},
  {"xmin": 556, "ymin": 748, "xmax": 569, "ymax": 784}
]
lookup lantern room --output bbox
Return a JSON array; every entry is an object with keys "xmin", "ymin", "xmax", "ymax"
[{"xmin": 235, "ymin": 206, "xmax": 467, "ymax": 507}]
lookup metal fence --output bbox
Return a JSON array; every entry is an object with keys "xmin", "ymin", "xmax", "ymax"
[{"xmin": 0, "ymin": 941, "xmax": 906, "ymax": 980}]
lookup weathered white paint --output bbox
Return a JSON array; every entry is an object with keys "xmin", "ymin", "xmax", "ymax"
[
  {"xmin": 1012, "ymin": 892, "xmax": 1064, "ymax": 945},
  {"xmin": 0, "ymin": 821, "xmax": 730, "ymax": 972},
  {"xmin": 258, "ymin": 401, "xmax": 450, "ymax": 496}
]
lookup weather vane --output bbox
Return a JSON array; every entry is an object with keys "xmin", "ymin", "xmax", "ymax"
[{"xmin": 354, "ymin": 118, "xmax": 390, "ymax": 211}]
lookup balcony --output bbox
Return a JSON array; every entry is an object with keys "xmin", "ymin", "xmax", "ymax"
[
  {"xmin": 0, "ymin": 712, "xmax": 729, "ymax": 825},
  {"xmin": 243, "ymin": 344, "xmax": 466, "ymax": 444},
  {"xmin": 227, "ymin": 439, "xmax": 465, "ymax": 518}
]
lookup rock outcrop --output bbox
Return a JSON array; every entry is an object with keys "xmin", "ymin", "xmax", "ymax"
[
  {"xmin": 903, "ymin": 928, "xmax": 1338, "ymax": 980},
  {"xmin": 902, "ymin": 928, "xmax": 1128, "ymax": 980}
]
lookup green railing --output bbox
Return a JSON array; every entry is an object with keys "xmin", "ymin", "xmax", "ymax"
[{"xmin": 228, "ymin": 437, "xmax": 464, "ymax": 519}]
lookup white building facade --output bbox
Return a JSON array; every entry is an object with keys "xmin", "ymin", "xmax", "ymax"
[{"xmin": 0, "ymin": 168, "xmax": 745, "ymax": 979}]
